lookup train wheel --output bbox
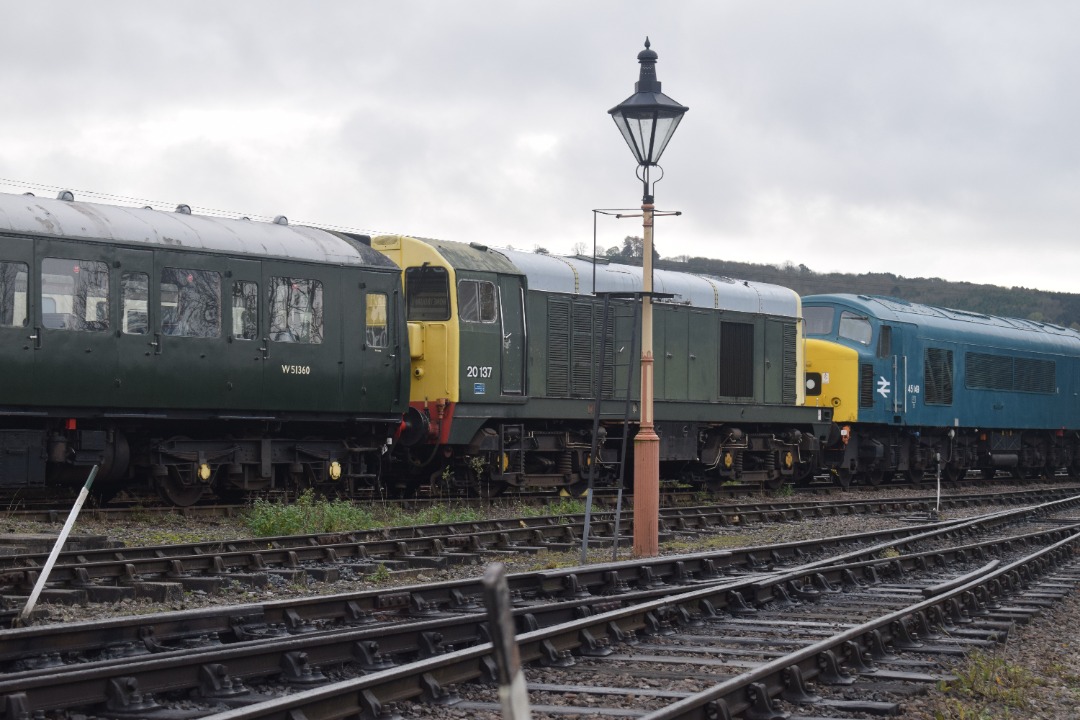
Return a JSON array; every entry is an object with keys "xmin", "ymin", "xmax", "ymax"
[
  {"xmin": 154, "ymin": 468, "xmax": 205, "ymax": 507},
  {"xmin": 792, "ymin": 461, "xmax": 816, "ymax": 486},
  {"xmin": 905, "ymin": 468, "xmax": 925, "ymax": 484},
  {"xmin": 943, "ymin": 464, "xmax": 966, "ymax": 482},
  {"xmin": 833, "ymin": 467, "xmax": 853, "ymax": 488},
  {"xmin": 866, "ymin": 469, "xmax": 886, "ymax": 486}
]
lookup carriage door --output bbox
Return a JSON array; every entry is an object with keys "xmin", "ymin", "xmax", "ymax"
[
  {"xmin": 498, "ymin": 275, "xmax": 525, "ymax": 395},
  {"xmin": 260, "ymin": 262, "xmax": 342, "ymax": 412},
  {"xmin": 221, "ymin": 259, "xmax": 264, "ymax": 411},
  {"xmin": 0, "ymin": 237, "xmax": 35, "ymax": 406},
  {"xmin": 114, "ymin": 248, "xmax": 158, "ymax": 408},
  {"xmin": 152, "ymin": 252, "xmax": 228, "ymax": 409},
  {"xmin": 35, "ymin": 240, "xmax": 117, "ymax": 407},
  {"xmin": 343, "ymin": 277, "xmax": 399, "ymax": 413}
]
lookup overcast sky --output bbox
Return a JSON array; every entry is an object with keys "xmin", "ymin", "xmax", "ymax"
[{"xmin": 3, "ymin": 2, "xmax": 1078, "ymax": 294}]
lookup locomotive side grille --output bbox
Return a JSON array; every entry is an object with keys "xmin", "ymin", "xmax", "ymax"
[
  {"xmin": 924, "ymin": 347, "xmax": 954, "ymax": 405},
  {"xmin": 965, "ymin": 352, "xmax": 1013, "ymax": 390},
  {"xmin": 718, "ymin": 321, "xmax": 754, "ymax": 398},
  {"xmin": 1015, "ymin": 357, "xmax": 1056, "ymax": 394},
  {"xmin": 597, "ymin": 310, "xmax": 615, "ymax": 398},
  {"xmin": 964, "ymin": 352, "xmax": 1056, "ymax": 395},
  {"xmin": 546, "ymin": 298, "xmax": 571, "ymax": 396},
  {"xmin": 859, "ymin": 363, "xmax": 874, "ymax": 408},
  {"xmin": 782, "ymin": 322, "xmax": 797, "ymax": 404},
  {"xmin": 571, "ymin": 301, "xmax": 594, "ymax": 396}
]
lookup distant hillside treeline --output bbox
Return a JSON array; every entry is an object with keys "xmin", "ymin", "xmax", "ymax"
[{"xmin": 651, "ymin": 256, "xmax": 1080, "ymax": 330}]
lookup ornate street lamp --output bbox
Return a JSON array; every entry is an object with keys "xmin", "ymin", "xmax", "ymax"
[{"xmin": 608, "ymin": 38, "xmax": 688, "ymax": 557}]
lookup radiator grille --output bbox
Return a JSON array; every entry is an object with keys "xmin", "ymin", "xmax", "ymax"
[
  {"xmin": 859, "ymin": 363, "xmax": 875, "ymax": 408},
  {"xmin": 925, "ymin": 347, "xmax": 954, "ymax": 405}
]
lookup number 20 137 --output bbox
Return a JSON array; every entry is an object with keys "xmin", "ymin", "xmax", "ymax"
[{"xmin": 466, "ymin": 366, "xmax": 493, "ymax": 378}]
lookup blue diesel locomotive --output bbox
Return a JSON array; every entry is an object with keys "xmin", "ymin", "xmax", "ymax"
[{"xmin": 802, "ymin": 293, "xmax": 1080, "ymax": 485}]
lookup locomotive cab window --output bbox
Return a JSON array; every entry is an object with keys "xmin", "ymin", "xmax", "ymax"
[
  {"xmin": 269, "ymin": 276, "xmax": 322, "ymax": 344},
  {"xmin": 41, "ymin": 258, "xmax": 109, "ymax": 332},
  {"xmin": 405, "ymin": 266, "xmax": 450, "ymax": 321},
  {"xmin": 0, "ymin": 261, "xmax": 28, "ymax": 327},
  {"xmin": 458, "ymin": 279, "xmax": 497, "ymax": 323},
  {"xmin": 160, "ymin": 267, "xmax": 220, "ymax": 338},
  {"xmin": 121, "ymin": 271, "xmax": 149, "ymax": 335},
  {"xmin": 838, "ymin": 311, "xmax": 872, "ymax": 345},
  {"xmin": 232, "ymin": 281, "xmax": 258, "ymax": 340},
  {"xmin": 803, "ymin": 306, "xmax": 835, "ymax": 335},
  {"xmin": 366, "ymin": 293, "xmax": 389, "ymax": 348},
  {"xmin": 877, "ymin": 325, "xmax": 892, "ymax": 358}
]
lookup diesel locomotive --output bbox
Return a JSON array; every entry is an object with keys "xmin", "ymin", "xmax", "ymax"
[
  {"xmin": 372, "ymin": 234, "xmax": 834, "ymax": 495},
  {"xmin": 802, "ymin": 293, "xmax": 1080, "ymax": 485},
  {"xmin": 0, "ymin": 190, "xmax": 408, "ymax": 505}
]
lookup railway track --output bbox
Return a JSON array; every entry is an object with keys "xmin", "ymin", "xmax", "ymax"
[
  {"xmin": 0, "ymin": 494, "xmax": 1078, "ymax": 717},
  {"xmin": 2, "ymin": 487, "xmax": 1075, "ymax": 613},
  {"xmin": 1, "ymin": 473, "xmax": 1070, "ymax": 521}
]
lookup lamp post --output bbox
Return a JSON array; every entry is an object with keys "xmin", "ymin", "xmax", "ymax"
[{"xmin": 608, "ymin": 38, "xmax": 688, "ymax": 557}]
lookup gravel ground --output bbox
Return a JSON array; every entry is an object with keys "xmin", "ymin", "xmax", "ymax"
[{"xmin": 3, "ymin": 485, "xmax": 1080, "ymax": 718}]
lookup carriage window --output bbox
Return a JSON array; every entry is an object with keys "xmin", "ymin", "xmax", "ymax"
[
  {"xmin": 41, "ymin": 258, "xmax": 109, "ymax": 332},
  {"xmin": 160, "ymin": 267, "xmax": 220, "ymax": 338},
  {"xmin": 406, "ymin": 266, "xmax": 450, "ymax": 321},
  {"xmin": 0, "ymin": 261, "xmax": 28, "ymax": 327},
  {"xmin": 458, "ymin": 279, "xmax": 498, "ymax": 323},
  {"xmin": 269, "ymin": 276, "xmax": 323, "ymax": 344},
  {"xmin": 366, "ymin": 293, "xmax": 389, "ymax": 348},
  {"xmin": 838, "ymin": 311, "xmax": 872, "ymax": 345},
  {"xmin": 232, "ymin": 281, "xmax": 258, "ymax": 340},
  {"xmin": 803, "ymin": 306, "xmax": 834, "ymax": 335},
  {"xmin": 121, "ymin": 272, "xmax": 148, "ymax": 335}
]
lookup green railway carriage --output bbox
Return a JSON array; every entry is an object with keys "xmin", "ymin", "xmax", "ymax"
[
  {"xmin": 0, "ymin": 190, "xmax": 408, "ymax": 504},
  {"xmin": 373, "ymin": 234, "xmax": 832, "ymax": 494}
]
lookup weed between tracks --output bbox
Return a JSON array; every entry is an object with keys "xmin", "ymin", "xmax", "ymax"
[
  {"xmin": 244, "ymin": 490, "xmax": 488, "ymax": 536},
  {"xmin": 933, "ymin": 651, "xmax": 1044, "ymax": 719}
]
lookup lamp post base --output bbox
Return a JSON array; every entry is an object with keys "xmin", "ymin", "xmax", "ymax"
[{"xmin": 632, "ymin": 427, "xmax": 661, "ymax": 557}]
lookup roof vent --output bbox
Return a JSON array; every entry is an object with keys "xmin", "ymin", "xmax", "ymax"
[
  {"xmin": 273, "ymin": 215, "xmax": 289, "ymax": 226},
  {"xmin": 175, "ymin": 204, "xmax": 192, "ymax": 215},
  {"xmin": 57, "ymin": 190, "xmax": 75, "ymax": 201},
  {"xmin": 143, "ymin": 206, "xmax": 153, "ymax": 210},
  {"xmin": 469, "ymin": 241, "xmax": 489, "ymax": 251},
  {"xmin": 23, "ymin": 192, "xmax": 35, "ymax": 197}
]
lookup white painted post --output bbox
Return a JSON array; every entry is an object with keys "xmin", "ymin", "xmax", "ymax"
[
  {"xmin": 482, "ymin": 562, "xmax": 532, "ymax": 720},
  {"xmin": 15, "ymin": 465, "xmax": 98, "ymax": 627}
]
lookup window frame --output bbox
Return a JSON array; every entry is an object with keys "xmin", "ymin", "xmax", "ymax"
[{"xmin": 458, "ymin": 278, "xmax": 498, "ymax": 324}]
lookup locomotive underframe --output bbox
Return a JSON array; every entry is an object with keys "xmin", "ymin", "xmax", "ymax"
[
  {"xmin": 824, "ymin": 424, "xmax": 1080, "ymax": 485},
  {"xmin": 411, "ymin": 417, "xmax": 827, "ymax": 495}
]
